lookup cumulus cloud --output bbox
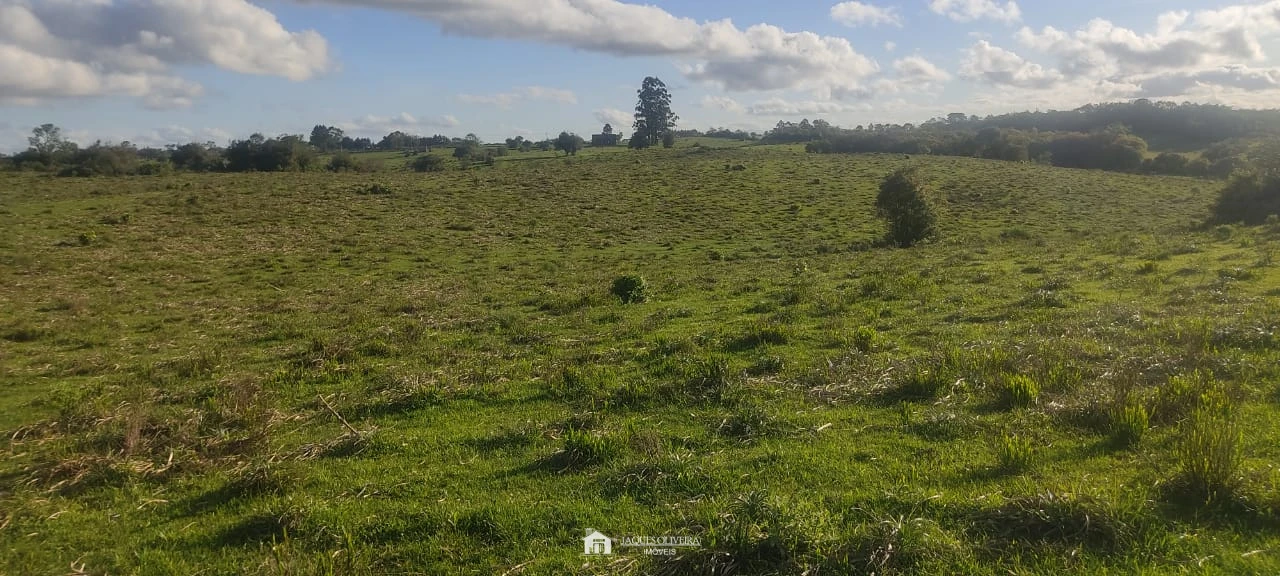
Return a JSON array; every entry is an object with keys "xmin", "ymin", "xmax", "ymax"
[
  {"xmin": 0, "ymin": 0, "xmax": 329, "ymax": 108},
  {"xmin": 830, "ymin": 2, "xmax": 901, "ymax": 28},
  {"xmin": 457, "ymin": 86, "xmax": 578, "ymax": 108},
  {"xmin": 593, "ymin": 108, "xmax": 633, "ymax": 129},
  {"xmin": 929, "ymin": 0, "xmax": 1021, "ymax": 24},
  {"xmin": 1016, "ymin": 4, "xmax": 1280, "ymax": 79},
  {"xmin": 963, "ymin": 1, "xmax": 1280, "ymax": 105},
  {"xmin": 291, "ymin": 0, "xmax": 880, "ymax": 100},
  {"xmin": 701, "ymin": 95, "xmax": 745, "ymax": 113},
  {"xmin": 960, "ymin": 41, "xmax": 1064, "ymax": 89},
  {"xmin": 335, "ymin": 112, "xmax": 460, "ymax": 136}
]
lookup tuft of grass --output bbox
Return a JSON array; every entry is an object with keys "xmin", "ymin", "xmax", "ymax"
[
  {"xmin": 555, "ymin": 428, "xmax": 625, "ymax": 469},
  {"xmin": 996, "ymin": 434, "xmax": 1034, "ymax": 474},
  {"xmin": 1108, "ymin": 397, "xmax": 1149, "ymax": 448},
  {"xmin": 999, "ymin": 374, "xmax": 1040, "ymax": 409},
  {"xmin": 1173, "ymin": 402, "xmax": 1242, "ymax": 503}
]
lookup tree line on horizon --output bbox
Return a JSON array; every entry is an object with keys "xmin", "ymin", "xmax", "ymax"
[
  {"xmin": 774, "ymin": 100, "xmax": 1280, "ymax": 179},
  {"xmin": 8, "ymin": 97, "xmax": 1280, "ymax": 178}
]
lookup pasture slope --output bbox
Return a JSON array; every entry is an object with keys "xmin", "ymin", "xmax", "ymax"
[{"xmin": 2, "ymin": 144, "xmax": 1279, "ymax": 575}]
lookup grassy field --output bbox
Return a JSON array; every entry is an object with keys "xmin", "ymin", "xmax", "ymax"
[{"xmin": 2, "ymin": 145, "xmax": 1279, "ymax": 575}]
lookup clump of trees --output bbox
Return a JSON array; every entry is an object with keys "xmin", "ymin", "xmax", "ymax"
[
  {"xmin": 224, "ymin": 134, "xmax": 316, "ymax": 172},
  {"xmin": 876, "ymin": 168, "xmax": 937, "ymax": 247},
  {"xmin": 555, "ymin": 132, "xmax": 584, "ymax": 156}
]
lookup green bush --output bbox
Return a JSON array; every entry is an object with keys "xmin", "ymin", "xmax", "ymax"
[
  {"xmin": 610, "ymin": 274, "xmax": 648, "ymax": 304},
  {"xmin": 327, "ymin": 151, "xmax": 359, "ymax": 172},
  {"xmin": 411, "ymin": 155, "xmax": 446, "ymax": 173},
  {"xmin": 876, "ymin": 168, "xmax": 937, "ymax": 247},
  {"xmin": 1212, "ymin": 172, "xmax": 1280, "ymax": 225}
]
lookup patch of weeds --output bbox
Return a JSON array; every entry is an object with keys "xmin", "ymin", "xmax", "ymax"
[
  {"xmin": 841, "ymin": 515, "xmax": 966, "ymax": 575},
  {"xmin": 2, "ymin": 322, "xmax": 45, "ymax": 343},
  {"xmin": 550, "ymin": 428, "xmax": 625, "ymax": 470},
  {"xmin": 355, "ymin": 183, "xmax": 393, "ymax": 195},
  {"xmin": 967, "ymin": 490, "xmax": 1157, "ymax": 554},
  {"xmin": 550, "ymin": 365, "xmax": 617, "ymax": 402},
  {"xmin": 1136, "ymin": 262, "xmax": 1160, "ymax": 275},
  {"xmin": 611, "ymin": 274, "xmax": 649, "ymax": 304},
  {"xmin": 746, "ymin": 354, "xmax": 784, "ymax": 376},
  {"xmin": 1001, "ymin": 228, "xmax": 1033, "ymax": 240},
  {"xmin": 715, "ymin": 403, "xmax": 784, "ymax": 442},
  {"xmin": 673, "ymin": 356, "xmax": 741, "ymax": 404},
  {"xmin": 881, "ymin": 363, "xmax": 954, "ymax": 403},
  {"xmin": 726, "ymin": 321, "xmax": 789, "ymax": 351},
  {"xmin": 602, "ymin": 456, "xmax": 719, "ymax": 504},
  {"xmin": 491, "ymin": 310, "xmax": 542, "ymax": 344},
  {"xmin": 1019, "ymin": 288, "xmax": 1069, "ymax": 309},
  {"xmin": 453, "ymin": 508, "xmax": 509, "ymax": 545},
  {"xmin": 995, "ymin": 433, "xmax": 1034, "ymax": 474},
  {"xmin": 1217, "ymin": 267, "xmax": 1257, "ymax": 281},
  {"xmin": 910, "ymin": 410, "xmax": 975, "ymax": 441},
  {"xmin": 998, "ymin": 374, "xmax": 1040, "ymax": 409}
]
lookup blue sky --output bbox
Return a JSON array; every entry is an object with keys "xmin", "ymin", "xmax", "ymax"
[{"xmin": 2, "ymin": 0, "xmax": 1279, "ymax": 151}]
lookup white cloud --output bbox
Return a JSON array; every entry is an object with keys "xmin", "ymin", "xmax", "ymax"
[
  {"xmin": 1137, "ymin": 65, "xmax": 1280, "ymax": 97},
  {"xmin": 746, "ymin": 98, "xmax": 861, "ymax": 116},
  {"xmin": 593, "ymin": 108, "xmax": 633, "ymax": 130},
  {"xmin": 0, "ymin": 0, "xmax": 329, "ymax": 108},
  {"xmin": 929, "ymin": 0, "xmax": 1021, "ymax": 24},
  {"xmin": 893, "ymin": 56, "xmax": 952, "ymax": 84},
  {"xmin": 335, "ymin": 112, "xmax": 460, "ymax": 137},
  {"xmin": 885, "ymin": 41, "xmax": 897, "ymax": 52},
  {"xmin": 960, "ymin": 40, "xmax": 1064, "ymax": 89},
  {"xmin": 457, "ymin": 86, "xmax": 578, "ymax": 108},
  {"xmin": 830, "ymin": 2, "xmax": 901, "ymax": 28},
  {"xmin": 700, "ymin": 95, "xmax": 745, "ymax": 113},
  {"xmin": 292, "ymin": 0, "xmax": 880, "ymax": 100},
  {"xmin": 985, "ymin": 2, "xmax": 1280, "ymax": 104}
]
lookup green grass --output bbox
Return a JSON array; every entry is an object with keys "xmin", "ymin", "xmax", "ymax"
[{"xmin": 2, "ymin": 148, "xmax": 1280, "ymax": 574}]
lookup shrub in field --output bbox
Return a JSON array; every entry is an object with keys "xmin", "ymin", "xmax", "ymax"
[
  {"xmin": 999, "ymin": 375, "xmax": 1040, "ymax": 409},
  {"xmin": 327, "ymin": 151, "xmax": 359, "ymax": 172},
  {"xmin": 1212, "ymin": 171, "xmax": 1280, "ymax": 225},
  {"xmin": 411, "ymin": 155, "xmax": 446, "ymax": 173},
  {"xmin": 610, "ymin": 274, "xmax": 649, "ymax": 304},
  {"xmin": 876, "ymin": 168, "xmax": 937, "ymax": 247}
]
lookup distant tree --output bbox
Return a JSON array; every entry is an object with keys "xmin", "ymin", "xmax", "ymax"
[
  {"xmin": 633, "ymin": 76, "xmax": 678, "ymax": 148},
  {"xmin": 28, "ymin": 124, "xmax": 67, "ymax": 157},
  {"xmin": 602, "ymin": 123, "xmax": 614, "ymax": 135},
  {"xmin": 876, "ymin": 168, "xmax": 937, "ymax": 247},
  {"xmin": 465, "ymin": 133, "xmax": 482, "ymax": 145},
  {"xmin": 309, "ymin": 125, "xmax": 345, "ymax": 152},
  {"xmin": 662, "ymin": 131, "xmax": 676, "ymax": 148},
  {"xmin": 555, "ymin": 132, "xmax": 582, "ymax": 156}
]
